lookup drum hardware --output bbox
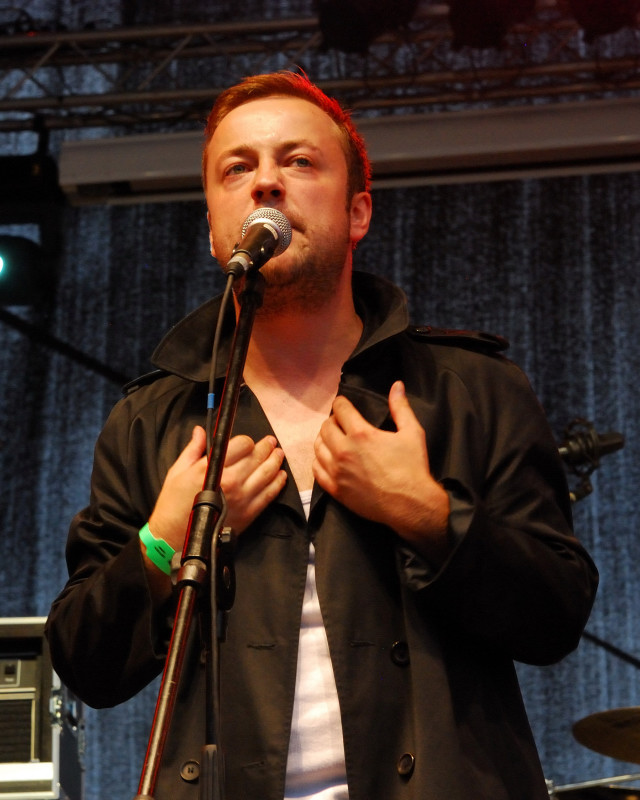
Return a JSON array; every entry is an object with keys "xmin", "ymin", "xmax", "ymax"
[
  {"xmin": 548, "ymin": 772, "xmax": 640, "ymax": 797},
  {"xmin": 544, "ymin": 708, "xmax": 640, "ymax": 797},
  {"xmin": 545, "ymin": 422, "xmax": 627, "ymax": 798}
]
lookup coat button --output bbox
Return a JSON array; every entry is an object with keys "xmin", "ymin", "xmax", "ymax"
[
  {"xmin": 397, "ymin": 752, "xmax": 415, "ymax": 777},
  {"xmin": 180, "ymin": 759, "xmax": 200, "ymax": 782},
  {"xmin": 390, "ymin": 640, "xmax": 410, "ymax": 667}
]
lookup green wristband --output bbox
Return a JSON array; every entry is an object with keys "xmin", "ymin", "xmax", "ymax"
[{"xmin": 139, "ymin": 523, "xmax": 176, "ymax": 575}]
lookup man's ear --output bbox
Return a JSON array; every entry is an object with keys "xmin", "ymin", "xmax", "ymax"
[{"xmin": 349, "ymin": 191, "xmax": 372, "ymax": 246}]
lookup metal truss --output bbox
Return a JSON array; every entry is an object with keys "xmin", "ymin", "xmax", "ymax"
[{"xmin": 1, "ymin": 2, "xmax": 639, "ymax": 132}]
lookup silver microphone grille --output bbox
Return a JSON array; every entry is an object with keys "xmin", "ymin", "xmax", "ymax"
[{"xmin": 241, "ymin": 208, "xmax": 292, "ymax": 257}]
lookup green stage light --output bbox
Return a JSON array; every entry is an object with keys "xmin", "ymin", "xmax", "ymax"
[{"xmin": 0, "ymin": 235, "xmax": 50, "ymax": 306}]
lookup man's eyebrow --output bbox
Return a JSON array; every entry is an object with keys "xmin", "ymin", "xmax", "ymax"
[
  {"xmin": 217, "ymin": 140, "xmax": 323, "ymax": 161},
  {"xmin": 279, "ymin": 139, "xmax": 323, "ymax": 154},
  {"xmin": 216, "ymin": 144, "xmax": 253, "ymax": 162}
]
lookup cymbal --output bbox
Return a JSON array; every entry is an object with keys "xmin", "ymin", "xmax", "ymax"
[
  {"xmin": 556, "ymin": 790, "xmax": 640, "ymax": 798},
  {"xmin": 573, "ymin": 708, "xmax": 640, "ymax": 764},
  {"xmin": 556, "ymin": 789, "xmax": 640, "ymax": 798}
]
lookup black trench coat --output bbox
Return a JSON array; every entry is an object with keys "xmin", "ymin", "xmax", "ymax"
[{"xmin": 46, "ymin": 272, "xmax": 598, "ymax": 800}]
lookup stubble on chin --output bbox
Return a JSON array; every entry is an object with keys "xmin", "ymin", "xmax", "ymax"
[{"xmin": 250, "ymin": 232, "xmax": 352, "ymax": 316}]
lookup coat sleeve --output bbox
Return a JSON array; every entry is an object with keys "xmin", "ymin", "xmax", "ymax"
[
  {"xmin": 45, "ymin": 392, "xmax": 177, "ymax": 709},
  {"xmin": 397, "ymin": 351, "xmax": 598, "ymax": 667}
]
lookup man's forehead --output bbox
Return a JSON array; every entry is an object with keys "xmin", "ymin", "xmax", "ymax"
[{"xmin": 211, "ymin": 95, "xmax": 342, "ymax": 145}]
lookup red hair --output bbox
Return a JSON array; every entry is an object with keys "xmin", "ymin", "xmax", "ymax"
[{"xmin": 202, "ymin": 71, "xmax": 372, "ymax": 201}]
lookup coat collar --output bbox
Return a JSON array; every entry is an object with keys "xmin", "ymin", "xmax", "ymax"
[{"xmin": 150, "ymin": 271, "xmax": 410, "ymax": 383}]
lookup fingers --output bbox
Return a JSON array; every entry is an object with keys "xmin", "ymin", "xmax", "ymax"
[
  {"xmin": 313, "ymin": 400, "xmax": 362, "ymax": 497},
  {"xmin": 312, "ymin": 448, "xmax": 337, "ymax": 497},
  {"xmin": 330, "ymin": 394, "xmax": 364, "ymax": 435},
  {"xmin": 221, "ymin": 435, "xmax": 287, "ymax": 534},
  {"xmin": 223, "ymin": 435, "xmax": 283, "ymax": 493},
  {"xmin": 313, "ymin": 382, "xmax": 432, "ymax": 519},
  {"xmin": 148, "ymin": 427, "xmax": 208, "ymax": 549},
  {"xmin": 327, "ymin": 384, "xmax": 418, "ymax": 437},
  {"xmin": 388, "ymin": 381, "xmax": 421, "ymax": 433},
  {"xmin": 179, "ymin": 425, "xmax": 207, "ymax": 466},
  {"xmin": 225, "ymin": 434, "xmax": 277, "ymax": 466}
]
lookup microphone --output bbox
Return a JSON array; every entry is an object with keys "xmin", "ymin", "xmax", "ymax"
[
  {"xmin": 559, "ymin": 423, "xmax": 624, "ymax": 467},
  {"xmin": 224, "ymin": 208, "xmax": 292, "ymax": 277}
]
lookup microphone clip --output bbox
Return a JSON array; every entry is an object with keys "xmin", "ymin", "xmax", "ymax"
[{"xmin": 559, "ymin": 417, "xmax": 624, "ymax": 503}]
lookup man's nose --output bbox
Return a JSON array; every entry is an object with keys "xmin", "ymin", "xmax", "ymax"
[{"xmin": 251, "ymin": 161, "xmax": 284, "ymax": 202}]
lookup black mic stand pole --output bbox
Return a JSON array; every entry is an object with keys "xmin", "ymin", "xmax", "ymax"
[{"xmin": 134, "ymin": 270, "xmax": 266, "ymax": 800}]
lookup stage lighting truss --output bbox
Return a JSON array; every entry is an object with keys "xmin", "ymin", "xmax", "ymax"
[{"xmin": 0, "ymin": 2, "xmax": 639, "ymax": 133}]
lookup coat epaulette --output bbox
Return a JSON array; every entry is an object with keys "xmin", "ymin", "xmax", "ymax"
[
  {"xmin": 122, "ymin": 369, "xmax": 170, "ymax": 396},
  {"xmin": 408, "ymin": 325, "xmax": 509, "ymax": 353}
]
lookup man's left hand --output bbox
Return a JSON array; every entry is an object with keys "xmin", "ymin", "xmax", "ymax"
[{"xmin": 313, "ymin": 380, "xmax": 450, "ymax": 560}]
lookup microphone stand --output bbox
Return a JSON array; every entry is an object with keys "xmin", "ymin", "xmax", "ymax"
[{"xmin": 134, "ymin": 270, "xmax": 266, "ymax": 800}]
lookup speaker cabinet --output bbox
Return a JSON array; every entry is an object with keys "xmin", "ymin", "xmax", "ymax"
[{"xmin": 0, "ymin": 618, "xmax": 84, "ymax": 799}]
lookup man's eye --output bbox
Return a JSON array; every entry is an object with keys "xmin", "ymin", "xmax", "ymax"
[
  {"xmin": 291, "ymin": 156, "xmax": 312, "ymax": 168},
  {"xmin": 226, "ymin": 163, "xmax": 247, "ymax": 176}
]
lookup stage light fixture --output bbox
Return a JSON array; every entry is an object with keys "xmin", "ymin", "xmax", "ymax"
[
  {"xmin": 316, "ymin": 0, "xmax": 419, "ymax": 53},
  {"xmin": 0, "ymin": 152, "xmax": 63, "ymax": 207},
  {"xmin": 448, "ymin": 0, "xmax": 536, "ymax": 49},
  {"xmin": 568, "ymin": 0, "xmax": 640, "ymax": 42},
  {"xmin": 0, "ymin": 234, "xmax": 51, "ymax": 306},
  {"xmin": 0, "ymin": 138, "xmax": 64, "ymax": 306}
]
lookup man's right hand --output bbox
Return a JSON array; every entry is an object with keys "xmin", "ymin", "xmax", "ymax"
[{"xmin": 147, "ymin": 425, "xmax": 287, "ymax": 562}]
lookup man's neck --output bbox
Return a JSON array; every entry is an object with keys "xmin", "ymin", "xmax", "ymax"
[
  {"xmin": 242, "ymin": 270, "xmax": 362, "ymax": 388},
  {"xmin": 246, "ymin": 301, "xmax": 361, "ymax": 386}
]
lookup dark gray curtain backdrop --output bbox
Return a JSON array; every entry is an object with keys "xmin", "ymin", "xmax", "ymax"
[
  {"xmin": 1, "ymin": 173, "xmax": 639, "ymax": 798},
  {"xmin": 2, "ymin": 2, "xmax": 640, "ymax": 796}
]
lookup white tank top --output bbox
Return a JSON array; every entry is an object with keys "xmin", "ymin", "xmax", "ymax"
[{"xmin": 284, "ymin": 490, "xmax": 349, "ymax": 799}]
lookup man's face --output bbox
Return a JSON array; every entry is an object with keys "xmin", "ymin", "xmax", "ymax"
[{"xmin": 204, "ymin": 95, "xmax": 370, "ymax": 309}]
